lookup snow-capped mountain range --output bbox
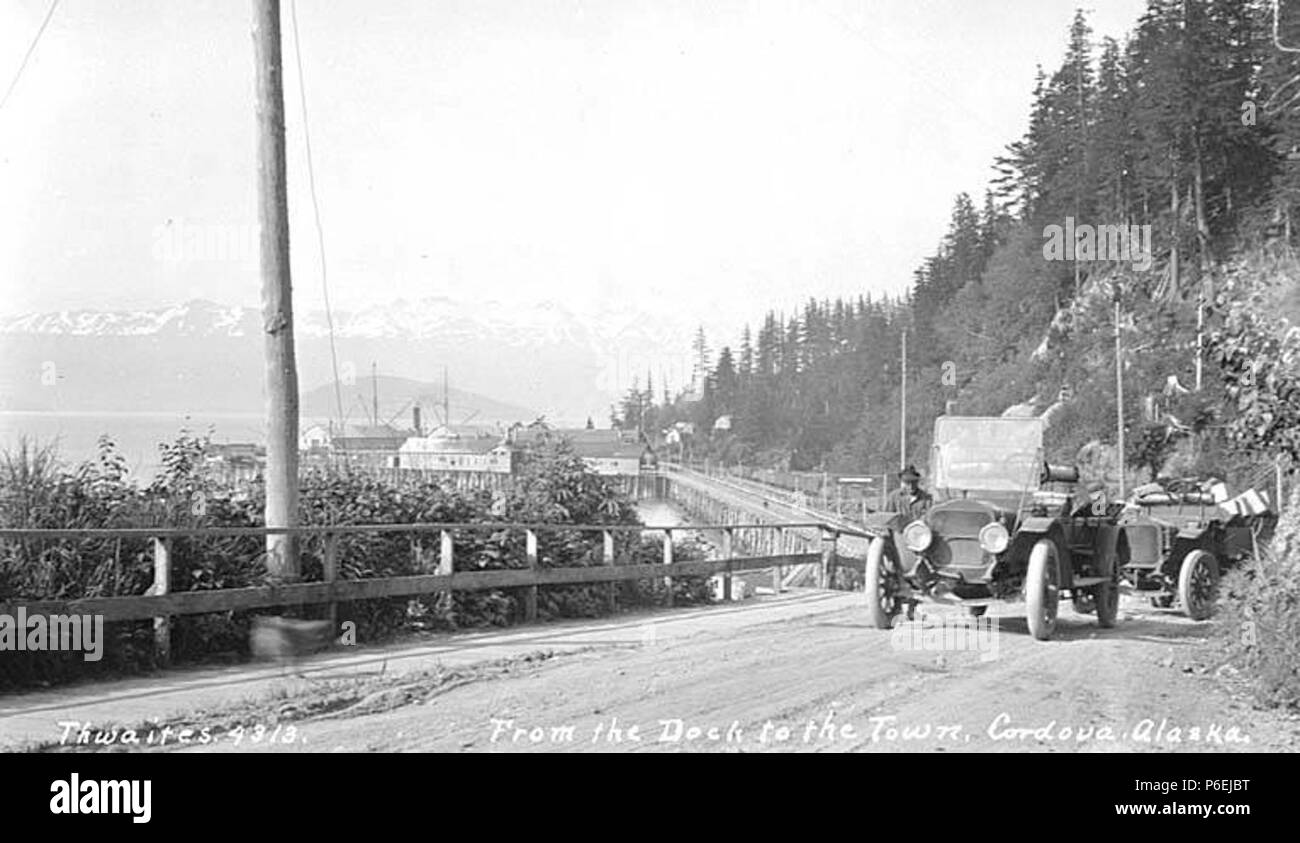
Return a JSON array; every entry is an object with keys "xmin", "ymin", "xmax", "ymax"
[
  {"xmin": 0, "ymin": 298, "xmax": 718, "ymax": 422},
  {"xmin": 0, "ymin": 297, "xmax": 589, "ymax": 342}
]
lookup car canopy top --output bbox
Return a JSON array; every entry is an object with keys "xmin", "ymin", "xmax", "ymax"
[{"xmin": 931, "ymin": 416, "xmax": 1044, "ymax": 497}]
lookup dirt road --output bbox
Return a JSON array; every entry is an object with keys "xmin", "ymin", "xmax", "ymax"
[{"xmin": 181, "ymin": 592, "xmax": 1297, "ymax": 753}]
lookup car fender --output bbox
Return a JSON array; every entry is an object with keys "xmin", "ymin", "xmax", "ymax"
[
  {"xmin": 862, "ymin": 511, "xmax": 901, "ymax": 536},
  {"xmin": 1093, "ymin": 525, "xmax": 1124, "ymax": 576},
  {"xmin": 1008, "ymin": 519, "xmax": 1062, "ymax": 579}
]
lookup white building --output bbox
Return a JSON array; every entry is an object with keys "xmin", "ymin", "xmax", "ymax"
[
  {"xmin": 510, "ymin": 427, "xmax": 654, "ymax": 476},
  {"xmin": 399, "ymin": 433, "xmax": 514, "ymax": 474},
  {"xmin": 300, "ymin": 423, "xmax": 331, "ymax": 451}
]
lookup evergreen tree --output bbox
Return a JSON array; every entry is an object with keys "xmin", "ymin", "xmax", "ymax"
[{"xmin": 650, "ymin": 2, "xmax": 1296, "ymax": 482}]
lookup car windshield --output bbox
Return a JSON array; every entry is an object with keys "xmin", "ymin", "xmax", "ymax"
[{"xmin": 931, "ymin": 416, "xmax": 1043, "ymax": 495}]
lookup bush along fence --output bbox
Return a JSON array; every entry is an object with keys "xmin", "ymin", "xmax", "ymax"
[
  {"xmin": 0, "ymin": 519, "xmax": 857, "ymax": 692},
  {"xmin": 0, "ymin": 435, "xmax": 871, "ymax": 692}
]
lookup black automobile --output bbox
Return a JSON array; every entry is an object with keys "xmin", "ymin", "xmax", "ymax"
[
  {"xmin": 861, "ymin": 416, "xmax": 1126, "ymax": 641},
  {"xmin": 1118, "ymin": 479, "xmax": 1276, "ymax": 620}
]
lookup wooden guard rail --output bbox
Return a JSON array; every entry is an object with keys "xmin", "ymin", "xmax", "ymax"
[{"xmin": 0, "ymin": 521, "xmax": 869, "ymax": 665}]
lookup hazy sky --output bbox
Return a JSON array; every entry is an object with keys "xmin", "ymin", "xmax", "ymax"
[{"xmin": 0, "ymin": 0, "xmax": 1148, "ymax": 338}]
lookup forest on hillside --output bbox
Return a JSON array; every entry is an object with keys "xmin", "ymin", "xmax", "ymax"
[{"xmin": 617, "ymin": 0, "xmax": 1300, "ymax": 493}]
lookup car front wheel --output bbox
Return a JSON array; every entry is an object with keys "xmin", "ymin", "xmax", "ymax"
[
  {"xmin": 1178, "ymin": 549, "xmax": 1219, "ymax": 621},
  {"xmin": 865, "ymin": 536, "xmax": 901, "ymax": 629},
  {"xmin": 1025, "ymin": 539, "xmax": 1060, "ymax": 641}
]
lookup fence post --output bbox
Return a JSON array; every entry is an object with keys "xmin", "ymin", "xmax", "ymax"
[
  {"xmin": 323, "ymin": 532, "xmax": 338, "ymax": 631},
  {"xmin": 662, "ymin": 529, "xmax": 674, "ymax": 608},
  {"xmin": 603, "ymin": 530, "xmax": 617, "ymax": 613},
  {"xmin": 821, "ymin": 529, "xmax": 838, "ymax": 590},
  {"xmin": 772, "ymin": 527, "xmax": 783, "ymax": 594},
  {"xmin": 525, "ymin": 529, "xmax": 538, "ymax": 622},
  {"xmin": 152, "ymin": 537, "xmax": 171, "ymax": 666},
  {"xmin": 440, "ymin": 528, "xmax": 455, "ymax": 618},
  {"xmin": 722, "ymin": 527, "xmax": 734, "ymax": 601}
]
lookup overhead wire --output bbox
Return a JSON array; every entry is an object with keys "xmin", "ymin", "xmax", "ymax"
[
  {"xmin": 0, "ymin": 0, "xmax": 60, "ymax": 115},
  {"xmin": 289, "ymin": 0, "xmax": 347, "ymax": 428}
]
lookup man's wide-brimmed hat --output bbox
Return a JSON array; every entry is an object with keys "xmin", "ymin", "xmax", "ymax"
[{"xmin": 899, "ymin": 465, "xmax": 921, "ymax": 481}]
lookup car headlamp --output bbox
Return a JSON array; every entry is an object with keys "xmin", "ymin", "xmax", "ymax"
[
  {"xmin": 903, "ymin": 520, "xmax": 933, "ymax": 553},
  {"xmin": 979, "ymin": 521, "xmax": 1010, "ymax": 554}
]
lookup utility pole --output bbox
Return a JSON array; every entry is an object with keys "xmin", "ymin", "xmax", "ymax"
[
  {"xmin": 1195, "ymin": 271, "xmax": 1210, "ymax": 392},
  {"xmin": 1114, "ymin": 293, "xmax": 1126, "ymax": 499},
  {"xmin": 371, "ymin": 362, "xmax": 379, "ymax": 426},
  {"xmin": 1277, "ymin": 455, "xmax": 1285, "ymax": 513},
  {"xmin": 253, "ymin": 0, "xmax": 299, "ymax": 581},
  {"xmin": 1195, "ymin": 299, "xmax": 1204, "ymax": 391},
  {"xmin": 443, "ymin": 365, "xmax": 450, "ymax": 431},
  {"xmin": 1074, "ymin": 48, "xmax": 1084, "ymax": 298},
  {"xmin": 900, "ymin": 328, "xmax": 908, "ymax": 469}
]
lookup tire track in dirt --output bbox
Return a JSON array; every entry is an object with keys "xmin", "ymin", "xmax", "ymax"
[{"xmin": 180, "ymin": 592, "xmax": 1299, "ymax": 753}]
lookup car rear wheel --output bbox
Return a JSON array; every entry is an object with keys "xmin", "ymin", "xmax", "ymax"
[
  {"xmin": 1025, "ymin": 539, "xmax": 1060, "ymax": 641},
  {"xmin": 1093, "ymin": 540, "xmax": 1123, "ymax": 629},
  {"xmin": 1178, "ymin": 549, "xmax": 1220, "ymax": 621},
  {"xmin": 865, "ymin": 536, "xmax": 901, "ymax": 629},
  {"xmin": 1093, "ymin": 570, "xmax": 1119, "ymax": 629}
]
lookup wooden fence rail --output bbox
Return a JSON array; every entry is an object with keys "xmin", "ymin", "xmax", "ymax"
[{"xmin": 0, "ymin": 521, "xmax": 868, "ymax": 665}]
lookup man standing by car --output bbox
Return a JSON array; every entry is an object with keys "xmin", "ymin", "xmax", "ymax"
[{"xmin": 893, "ymin": 465, "xmax": 932, "ymax": 521}]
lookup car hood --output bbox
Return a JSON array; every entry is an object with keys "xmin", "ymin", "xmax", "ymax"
[{"xmin": 924, "ymin": 498, "xmax": 1009, "ymax": 534}]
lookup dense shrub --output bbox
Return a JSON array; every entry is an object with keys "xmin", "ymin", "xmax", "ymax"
[
  {"xmin": 0, "ymin": 432, "xmax": 712, "ymax": 691},
  {"xmin": 433, "ymin": 435, "xmax": 712, "ymax": 625},
  {"xmin": 1214, "ymin": 485, "xmax": 1300, "ymax": 710}
]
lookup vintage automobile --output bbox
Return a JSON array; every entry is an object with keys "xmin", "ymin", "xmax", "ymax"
[
  {"xmin": 1118, "ymin": 479, "xmax": 1276, "ymax": 620},
  {"xmin": 862, "ymin": 416, "xmax": 1126, "ymax": 641}
]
